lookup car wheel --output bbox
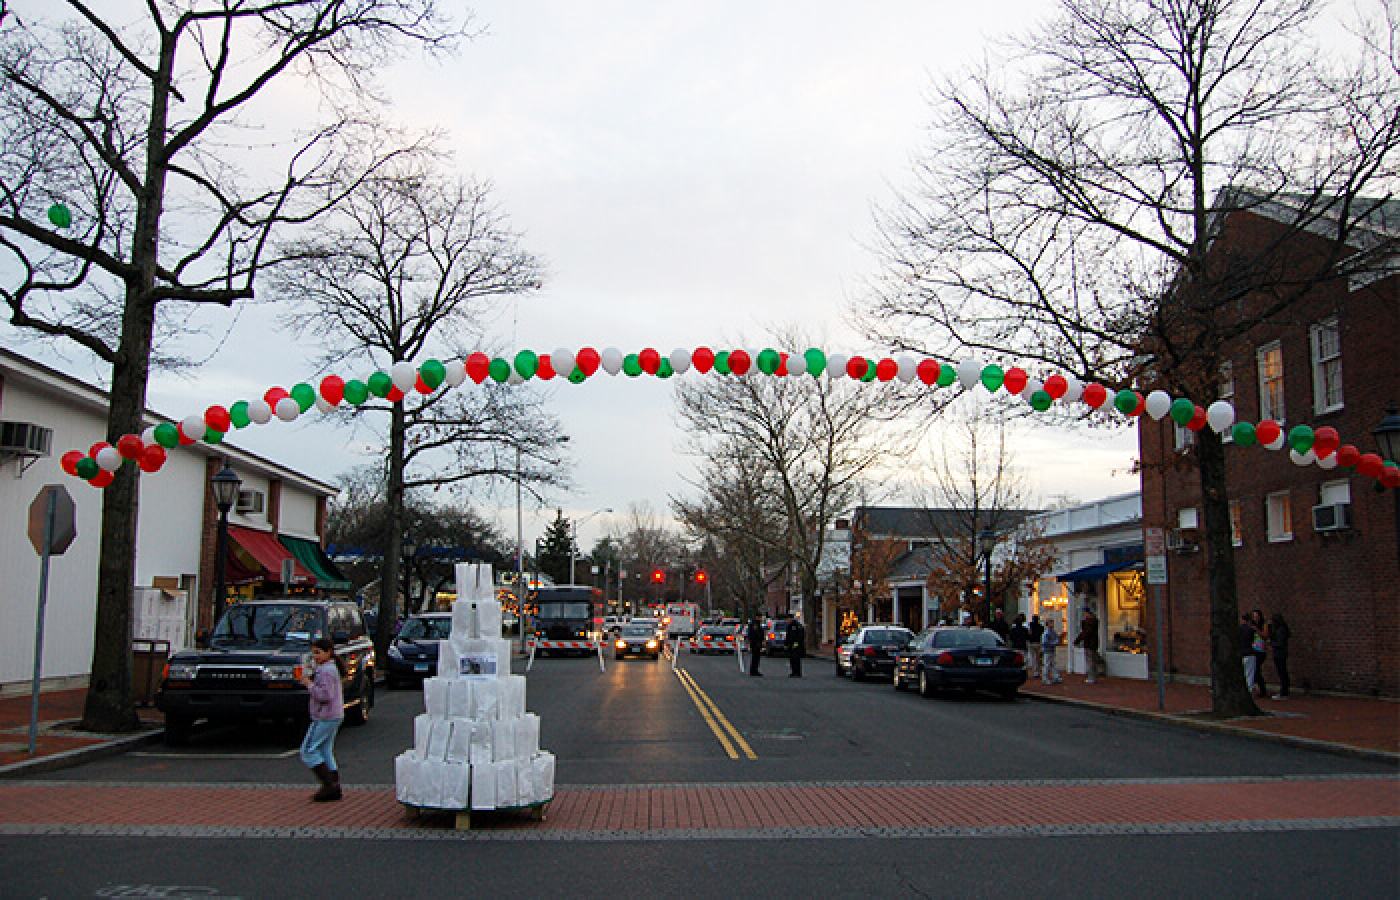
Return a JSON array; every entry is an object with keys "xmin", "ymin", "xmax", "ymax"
[
  {"xmin": 163, "ymin": 714, "xmax": 193, "ymax": 746},
  {"xmin": 893, "ymin": 671, "xmax": 907, "ymax": 691},
  {"xmin": 614, "ymin": 654, "xmax": 624, "ymax": 661},
  {"xmin": 851, "ymin": 661, "xmax": 865, "ymax": 682},
  {"xmin": 345, "ymin": 674, "xmax": 372, "ymax": 726},
  {"xmin": 997, "ymin": 686, "xmax": 1019, "ymax": 701},
  {"xmin": 918, "ymin": 670, "xmax": 933, "ymax": 698},
  {"xmin": 835, "ymin": 662, "xmax": 843, "ymax": 677}
]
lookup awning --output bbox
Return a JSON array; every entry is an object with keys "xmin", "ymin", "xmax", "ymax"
[
  {"xmin": 228, "ymin": 525, "xmax": 316, "ymax": 586},
  {"xmin": 1056, "ymin": 560, "xmax": 1140, "ymax": 582},
  {"xmin": 280, "ymin": 534, "xmax": 351, "ymax": 592}
]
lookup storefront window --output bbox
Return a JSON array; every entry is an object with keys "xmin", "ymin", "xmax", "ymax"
[
  {"xmin": 1106, "ymin": 569, "xmax": 1146, "ymax": 653},
  {"xmin": 1035, "ymin": 578, "xmax": 1069, "ymax": 640}
]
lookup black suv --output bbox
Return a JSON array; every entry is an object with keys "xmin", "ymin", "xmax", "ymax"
[{"xmin": 156, "ymin": 598, "xmax": 375, "ymax": 744}]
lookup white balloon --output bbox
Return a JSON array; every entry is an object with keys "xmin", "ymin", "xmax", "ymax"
[
  {"xmin": 956, "ymin": 358, "xmax": 982, "ymax": 389},
  {"xmin": 507, "ymin": 371, "xmax": 524, "ymax": 386},
  {"xmin": 248, "ymin": 400, "xmax": 272, "ymax": 425},
  {"xmin": 601, "ymin": 347, "xmax": 624, "ymax": 375},
  {"xmin": 314, "ymin": 396, "xmax": 335, "ymax": 414},
  {"xmin": 552, "ymin": 349, "xmax": 577, "ymax": 378},
  {"xmin": 390, "ymin": 361, "xmax": 417, "ymax": 393},
  {"xmin": 96, "ymin": 446, "xmax": 122, "ymax": 472},
  {"xmin": 1289, "ymin": 448, "xmax": 1317, "ymax": 467},
  {"xmin": 1317, "ymin": 452, "xmax": 1338, "ymax": 470},
  {"xmin": 1022, "ymin": 377, "xmax": 1043, "ymax": 401},
  {"xmin": 1144, "ymin": 390, "xmax": 1172, "ymax": 421},
  {"xmin": 785, "ymin": 352, "xmax": 807, "ymax": 376},
  {"xmin": 826, "ymin": 353, "xmax": 848, "ymax": 378},
  {"xmin": 275, "ymin": 397, "xmax": 300, "ymax": 422},
  {"xmin": 181, "ymin": 414, "xmax": 206, "ymax": 440},
  {"xmin": 667, "ymin": 348, "xmax": 691, "ymax": 375},
  {"xmin": 141, "ymin": 425, "xmax": 158, "ymax": 446},
  {"xmin": 444, "ymin": 360, "xmax": 467, "ymax": 388},
  {"xmin": 1206, "ymin": 400, "xmax": 1235, "ymax": 434},
  {"xmin": 896, "ymin": 355, "xmax": 916, "ymax": 384},
  {"xmin": 1263, "ymin": 432, "xmax": 1286, "ymax": 451},
  {"xmin": 1062, "ymin": 375, "xmax": 1084, "ymax": 404}
]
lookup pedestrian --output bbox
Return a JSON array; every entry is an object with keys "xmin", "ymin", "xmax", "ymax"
[
  {"xmin": 1074, "ymin": 606, "xmax": 1100, "ymax": 683},
  {"xmin": 1027, "ymin": 614, "xmax": 1045, "ymax": 678},
  {"xmin": 1040, "ymin": 617, "xmax": 1062, "ymax": 684},
  {"xmin": 1249, "ymin": 609, "xmax": 1270, "ymax": 699},
  {"xmin": 299, "ymin": 637, "xmax": 345, "ymax": 802},
  {"xmin": 746, "ymin": 616, "xmax": 764, "ymax": 676},
  {"xmin": 787, "ymin": 616, "xmax": 805, "ymax": 677},
  {"xmin": 1008, "ymin": 612, "xmax": 1029, "ymax": 654},
  {"xmin": 989, "ymin": 609, "xmax": 1010, "ymax": 641},
  {"xmin": 1269, "ymin": 612, "xmax": 1291, "ymax": 699},
  {"xmin": 1239, "ymin": 612, "xmax": 1258, "ymax": 694}
]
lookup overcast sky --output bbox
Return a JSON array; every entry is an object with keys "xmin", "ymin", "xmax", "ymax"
[{"xmin": 10, "ymin": 1, "xmax": 1141, "ymax": 552}]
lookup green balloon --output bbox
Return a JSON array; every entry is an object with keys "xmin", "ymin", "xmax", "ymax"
[
  {"xmin": 368, "ymin": 371, "xmax": 393, "ymax": 398},
  {"xmin": 936, "ymin": 363, "xmax": 957, "ymax": 387},
  {"xmin": 1169, "ymin": 397, "xmax": 1195, "ymax": 425},
  {"xmin": 154, "ymin": 422, "xmax": 180, "ymax": 448},
  {"xmin": 757, "ymin": 348, "xmax": 781, "ymax": 375},
  {"xmin": 291, "ymin": 382, "xmax": 316, "ymax": 412},
  {"xmin": 1287, "ymin": 424, "xmax": 1314, "ymax": 453},
  {"xmin": 229, "ymin": 401, "xmax": 251, "ymax": 429},
  {"xmin": 1030, "ymin": 390, "xmax": 1053, "ymax": 411},
  {"xmin": 488, "ymin": 358, "xmax": 510, "ymax": 383},
  {"xmin": 980, "ymin": 364, "xmax": 1004, "ymax": 392},
  {"xmin": 512, "ymin": 351, "xmax": 538, "ymax": 380},
  {"xmin": 714, "ymin": 351, "xmax": 731, "ymax": 375},
  {"xmin": 75, "ymin": 457, "xmax": 98, "ymax": 479},
  {"xmin": 860, "ymin": 360, "xmax": 877, "ymax": 382},
  {"xmin": 623, "ymin": 354, "xmax": 642, "ymax": 377},
  {"xmin": 203, "ymin": 427, "xmax": 224, "ymax": 444},
  {"xmin": 1113, "ymin": 389, "xmax": 1139, "ymax": 414},
  {"xmin": 568, "ymin": 368, "xmax": 586, "ymax": 384},
  {"xmin": 803, "ymin": 348, "xmax": 826, "ymax": 377},
  {"xmin": 420, "ymin": 358, "xmax": 447, "ymax": 389},
  {"xmin": 47, "ymin": 203, "xmax": 72, "ymax": 228},
  {"xmin": 343, "ymin": 379, "xmax": 369, "ymax": 405},
  {"xmin": 657, "ymin": 359, "xmax": 674, "ymax": 378},
  {"xmin": 1231, "ymin": 422, "xmax": 1257, "ymax": 446}
]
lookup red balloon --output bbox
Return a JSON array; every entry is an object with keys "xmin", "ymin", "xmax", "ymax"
[
  {"xmin": 177, "ymin": 427, "xmax": 196, "ymax": 446},
  {"xmin": 138, "ymin": 445, "xmax": 166, "ymax": 473},
  {"xmin": 1381, "ymin": 466, "xmax": 1400, "ymax": 489},
  {"xmin": 1001, "ymin": 367, "xmax": 1028, "ymax": 395},
  {"xmin": 1043, "ymin": 374, "xmax": 1068, "ymax": 400},
  {"xmin": 414, "ymin": 374, "xmax": 432, "ymax": 394},
  {"xmin": 320, "ymin": 375, "xmax": 345, "ymax": 405},
  {"xmin": 1185, "ymin": 405, "xmax": 1207, "ymax": 430},
  {"xmin": 465, "ymin": 352, "xmax": 491, "ymax": 384},
  {"xmin": 690, "ymin": 347, "xmax": 714, "ymax": 374},
  {"xmin": 729, "ymin": 349, "xmax": 751, "ymax": 375},
  {"xmin": 916, "ymin": 359, "xmax": 941, "ymax": 385},
  {"xmin": 776, "ymin": 353, "xmax": 789, "ymax": 377},
  {"xmin": 1336, "ymin": 444, "xmax": 1361, "ymax": 468},
  {"xmin": 116, "ymin": 434, "xmax": 145, "ymax": 459},
  {"xmin": 1311, "ymin": 426, "xmax": 1340, "ymax": 458},
  {"xmin": 1356, "ymin": 453, "xmax": 1384, "ymax": 478},
  {"xmin": 1255, "ymin": 420, "xmax": 1282, "ymax": 446},
  {"xmin": 60, "ymin": 450, "xmax": 84, "ymax": 476},
  {"xmin": 638, "ymin": 348, "xmax": 661, "ymax": 375},
  {"xmin": 875, "ymin": 358, "xmax": 898, "ymax": 382},
  {"xmin": 204, "ymin": 405, "xmax": 231, "ymax": 432},
  {"xmin": 386, "ymin": 386, "xmax": 406, "ymax": 403},
  {"xmin": 89, "ymin": 469, "xmax": 114, "ymax": 488},
  {"xmin": 89, "ymin": 441, "xmax": 111, "ymax": 458},
  {"xmin": 264, "ymin": 386, "xmax": 289, "ymax": 407},
  {"xmin": 538, "ymin": 354, "xmax": 556, "ymax": 380},
  {"xmin": 1082, "ymin": 383, "xmax": 1108, "ymax": 408},
  {"xmin": 576, "ymin": 347, "xmax": 602, "ymax": 377},
  {"xmin": 846, "ymin": 356, "xmax": 867, "ymax": 379}
]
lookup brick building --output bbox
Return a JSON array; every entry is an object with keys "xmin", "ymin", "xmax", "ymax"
[{"xmin": 1138, "ymin": 200, "xmax": 1398, "ymax": 696}]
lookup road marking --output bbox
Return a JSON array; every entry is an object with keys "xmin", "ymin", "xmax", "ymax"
[
  {"xmin": 672, "ymin": 668, "xmax": 738, "ymax": 759},
  {"xmin": 675, "ymin": 668, "xmax": 757, "ymax": 760}
]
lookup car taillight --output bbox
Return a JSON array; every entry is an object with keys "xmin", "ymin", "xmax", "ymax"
[
  {"xmin": 936, "ymin": 652, "xmax": 956, "ymax": 665},
  {"xmin": 862, "ymin": 647, "xmax": 877, "ymax": 657},
  {"xmin": 1010, "ymin": 652, "xmax": 1024, "ymax": 667},
  {"xmin": 768, "ymin": 632, "xmax": 776, "ymax": 640}
]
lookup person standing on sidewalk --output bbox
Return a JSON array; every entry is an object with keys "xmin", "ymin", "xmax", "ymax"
[
  {"xmin": 746, "ymin": 617, "xmax": 764, "ymax": 677},
  {"xmin": 1239, "ymin": 613, "xmax": 1259, "ymax": 694},
  {"xmin": 299, "ymin": 637, "xmax": 345, "ymax": 802},
  {"xmin": 1040, "ymin": 617, "xmax": 1062, "ymax": 684},
  {"xmin": 1249, "ymin": 609, "xmax": 1270, "ymax": 699},
  {"xmin": 989, "ymin": 609, "xmax": 1010, "ymax": 642},
  {"xmin": 1027, "ymin": 614, "xmax": 1044, "ymax": 678},
  {"xmin": 1008, "ymin": 613, "xmax": 1030, "ymax": 670},
  {"xmin": 1074, "ymin": 606, "xmax": 1100, "ymax": 684},
  {"xmin": 787, "ymin": 616, "xmax": 805, "ymax": 677},
  {"xmin": 1269, "ymin": 612, "xmax": 1291, "ymax": 699}
]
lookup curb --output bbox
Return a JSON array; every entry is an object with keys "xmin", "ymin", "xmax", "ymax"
[
  {"xmin": 0, "ymin": 729, "xmax": 164, "ymax": 779},
  {"xmin": 1021, "ymin": 691, "xmax": 1399, "ymax": 764}
]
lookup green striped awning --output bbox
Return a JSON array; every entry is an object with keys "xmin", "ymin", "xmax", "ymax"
[{"xmin": 279, "ymin": 535, "xmax": 352, "ymax": 592}]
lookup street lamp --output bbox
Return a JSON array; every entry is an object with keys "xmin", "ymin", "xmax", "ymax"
[
  {"xmin": 402, "ymin": 535, "xmax": 416, "ymax": 613},
  {"xmin": 1373, "ymin": 402, "xmax": 1400, "ymax": 564},
  {"xmin": 977, "ymin": 527, "xmax": 997, "ymax": 627},
  {"xmin": 210, "ymin": 461, "xmax": 242, "ymax": 626},
  {"xmin": 569, "ymin": 507, "xmax": 613, "ymax": 585}
]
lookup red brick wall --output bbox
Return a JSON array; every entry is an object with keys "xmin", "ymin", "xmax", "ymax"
[{"xmin": 1139, "ymin": 210, "xmax": 1400, "ymax": 696}]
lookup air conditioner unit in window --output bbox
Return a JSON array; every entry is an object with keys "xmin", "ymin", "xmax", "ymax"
[
  {"xmin": 0, "ymin": 421, "xmax": 53, "ymax": 457},
  {"xmin": 236, "ymin": 489, "xmax": 265, "ymax": 515},
  {"xmin": 1166, "ymin": 528, "xmax": 1200, "ymax": 552},
  {"xmin": 1311, "ymin": 503, "xmax": 1352, "ymax": 532}
]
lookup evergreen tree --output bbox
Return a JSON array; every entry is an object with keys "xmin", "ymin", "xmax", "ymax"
[{"xmin": 537, "ymin": 510, "xmax": 575, "ymax": 585}]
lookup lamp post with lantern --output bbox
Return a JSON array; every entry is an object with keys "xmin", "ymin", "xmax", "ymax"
[
  {"xmin": 210, "ymin": 461, "xmax": 242, "ymax": 626},
  {"xmin": 977, "ymin": 527, "xmax": 997, "ymax": 627}
]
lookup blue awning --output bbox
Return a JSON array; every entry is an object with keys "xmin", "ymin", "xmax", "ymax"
[{"xmin": 1056, "ymin": 560, "xmax": 1140, "ymax": 582}]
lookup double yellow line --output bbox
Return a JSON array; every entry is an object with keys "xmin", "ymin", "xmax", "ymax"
[{"xmin": 674, "ymin": 668, "xmax": 757, "ymax": 760}]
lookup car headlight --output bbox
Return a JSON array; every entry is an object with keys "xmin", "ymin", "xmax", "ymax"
[
  {"xmin": 388, "ymin": 644, "xmax": 403, "ymax": 659},
  {"xmin": 262, "ymin": 665, "xmax": 302, "ymax": 681},
  {"xmin": 616, "ymin": 640, "xmax": 626, "ymax": 649},
  {"xmin": 166, "ymin": 663, "xmax": 198, "ymax": 680},
  {"xmin": 646, "ymin": 640, "xmax": 658, "ymax": 649}
]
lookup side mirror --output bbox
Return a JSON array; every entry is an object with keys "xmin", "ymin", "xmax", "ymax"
[
  {"xmin": 331, "ymin": 630, "xmax": 350, "ymax": 644},
  {"xmin": 195, "ymin": 629, "xmax": 209, "ymax": 649}
]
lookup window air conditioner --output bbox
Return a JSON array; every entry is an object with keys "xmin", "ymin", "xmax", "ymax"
[
  {"xmin": 1166, "ymin": 528, "xmax": 1199, "ymax": 552},
  {"xmin": 1311, "ymin": 503, "xmax": 1352, "ymax": 533},
  {"xmin": 236, "ymin": 489, "xmax": 265, "ymax": 514},
  {"xmin": 0, "ymin": 421, "xmax": 53, "ymax": 457}
]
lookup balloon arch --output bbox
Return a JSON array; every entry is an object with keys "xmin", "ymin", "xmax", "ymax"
[{"xmin": 61, "ymin": 346, "xmax": 1399, "ymax": 489}]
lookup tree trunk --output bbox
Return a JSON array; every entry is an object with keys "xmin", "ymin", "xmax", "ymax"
[
  {"xmin": 375, "ymin": 401, "xmax": 406, "ymax": 663},
  {"xmin": 1197, "ymin": 429, "xmax": 1261, "ymax": 717}
]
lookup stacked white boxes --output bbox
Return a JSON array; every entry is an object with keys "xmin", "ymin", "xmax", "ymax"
[{"xmin": 394, "ymin": 563, "xmax": 556, "ymax": 812}]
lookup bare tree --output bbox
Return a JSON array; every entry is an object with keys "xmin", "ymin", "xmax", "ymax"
[
  {"xmin": 611, "ymin": 502, "xmax": 685, "ymax": 611},
  {"xmin": 0, "ymin": 1, "xmax": 465, "ymax": 731},
  {"xmin": 272, "ymin": 160, "xmax": 561, "ymax": 661},
  {"xmin": 868, "ymin": 0, "xmax": 1398, "ymax": 715}
]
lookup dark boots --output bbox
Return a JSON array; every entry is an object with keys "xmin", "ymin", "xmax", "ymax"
[{"xmin": 310, "ymin": 763, "xmax": 343, "ymax": 802}]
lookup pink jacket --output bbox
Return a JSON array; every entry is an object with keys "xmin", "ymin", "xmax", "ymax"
[{"xmin": 308, "ymin": 660, "xmax": 344, "ymax": 721}]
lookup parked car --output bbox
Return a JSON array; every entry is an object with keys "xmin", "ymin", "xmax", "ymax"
[
  {"xmin": 614, "ymin": 624, "xmax": 661, "ymax": 660},
  {"xmin": 844, "ymin": 625, "xmax": 915, "ymax": 681},
  {"xmin": 688, "ymin": 625, "xmax": 738, "ymax": 654},
  {"xmin": 763, "ymin": 618, "xmax": 792, "ymax": 656},
  {"xmin": 834, "ymin": 632, "xmax": 857, "ymax": 677},
  {"xmin": 386, "ymin": 612, "xmax": 452, "ymax": 688},
  {"xmin": 157, "ymin": 598, "xmax": 375, "ymax": 745},
  {"xmin": 893, "ymin": 626, "xmax": 1027, "ymax": 699},
  {"xmin": 604, "ymin": 615, "xmax": 624, "ymax": 634}
]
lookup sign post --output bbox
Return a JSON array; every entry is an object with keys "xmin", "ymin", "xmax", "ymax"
[
  {"xmin": 1144, "ymin": 526, "xmax": 1169, "ymax": 712},
  {"xmin": 27, "ymin": 485, "xmax": 77, "ymax": 755}
]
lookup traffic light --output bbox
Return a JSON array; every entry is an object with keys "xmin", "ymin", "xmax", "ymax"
[
  {"xmin": 651, "ymin": 568, "xmax": 665, "ymax": 584},
  {"xmin": 694, "ymin": 570, "xmax": 708, "ymax": 584}
]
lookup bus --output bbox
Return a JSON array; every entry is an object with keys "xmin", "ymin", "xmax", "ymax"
[
  {"xmin": 531, "ymin": 585, "xmax": 605, "ymax": 656},
  {"xmin": 663, "ymin": 601, "xmax": 701, "ymax": 638}
]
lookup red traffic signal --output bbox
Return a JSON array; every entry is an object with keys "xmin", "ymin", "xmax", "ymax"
[
  {"xmin": 694, "ymin": 570, "xmax": 708, "ymax": 584},
  {"xmin": 651, "ymin": 568, "xmax": 666, "ymax": 584}
]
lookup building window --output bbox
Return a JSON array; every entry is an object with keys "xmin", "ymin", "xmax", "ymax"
[
  {"xmin": 1220, "ymin": 362, "xmax": 1235, "ymax": 442},
  {"xmin": 1256, "ymin": 342, "xmax": 1285, "ymax": 422},
  {"xmin": 1177, "ymin": 508, "xmax": 1199, "ymax": 529},
  {"xmin": 1319, "ymin": 480, "xmax": 1351, "ymax": 506},
  {"xmin": 1265, "ymin": 491, "xmax": 1292, "ymax": 543},
  {"xmin": 1173, "ymin": 422, "xmax": 1195, "ymax": 451},
  {"xmin": 1229, "ymin": 500, "xmax": 1243, "ymax": 546},
  {"xmin": 1310, "ymin": 318, "xmax": 1343, "ymax": 414}
]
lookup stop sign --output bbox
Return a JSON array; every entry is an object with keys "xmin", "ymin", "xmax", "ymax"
[{"xmin": 28, "ymin": 484, "xmax": 77, "ymax": 555}]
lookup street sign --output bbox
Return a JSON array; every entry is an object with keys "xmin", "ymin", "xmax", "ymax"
[
  {"xmin": 1146, "ymin": 556, "xmax": 1168, "ymax": 585},
  {"xmin": 1145, "ymin": 526, "xmax": 1167, "ymax": 585},
  {"xmin": 1144, "ymin": 526, "xmax": 1165, "ymax": 556},
  {"xmin": 27, "ymin": 484, "xmax": 76, "ymax": 556}
]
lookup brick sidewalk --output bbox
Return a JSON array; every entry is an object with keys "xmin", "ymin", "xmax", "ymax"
[{"xmin": 0, "ymin": 687, "xmax": 161, "ymax": 769}]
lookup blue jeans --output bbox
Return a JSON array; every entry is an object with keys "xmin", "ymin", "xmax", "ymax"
[{"xmin": 300, "ymin": 718, "xmax": 343, "ymax": 770}]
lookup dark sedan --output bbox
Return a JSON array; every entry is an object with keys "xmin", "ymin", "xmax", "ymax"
[
  {"xmin": 386, "ymin": 613, "xmax": 452, "ymax": 687},
  {"xmin": 894, "ymin": 627, "xmax": 1027, "ymax": 699},
  {"xmin": 844, "ymin": 625, "xmax": 915, "ymax": 680}
]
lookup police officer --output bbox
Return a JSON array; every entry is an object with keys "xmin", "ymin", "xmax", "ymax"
[
  {"xmin": 787, "ymin": 616, "xmax": 805, "ymax": 677},
  {"xmin": 746, "ymin": 617, "xmax": 764, "ymax": 676}
]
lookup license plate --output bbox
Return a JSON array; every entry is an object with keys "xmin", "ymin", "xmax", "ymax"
[
  {"xmin": 415, "ymin": 663, "xmax": 429, "ymax": 672},
  {"xmin": 974, "ymin": 657, "xmax": 994, "ymax": 665}
]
